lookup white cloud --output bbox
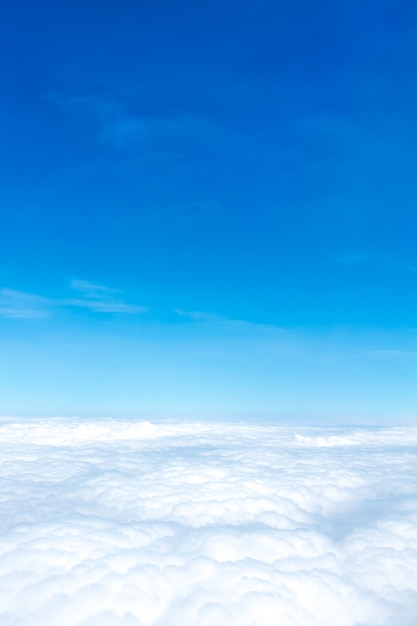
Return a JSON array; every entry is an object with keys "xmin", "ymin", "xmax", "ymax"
[
  {"xmin": 67, "ymin": 298, "xmax": 147, "ymax": 314},
  {"xmin": 175, "ymin": 308, "xmax": 225, "ymax": 322},
  {"xmin": 0, "ymin": 282, "xmax": 146, "ymax": 319},
  {"xmin": 0, "ymin": 288, "xmax": 52, "ymax": 319},
  {"xmin": 70, "ymin": 280, "xmax": 121, "ymax": 298},
  {"xmin": 0, "ymin": 418, "xmax": 416, "ymax": 625},
  {"xmin": 68, "ymin": 280, "xmax": 147, "ymax": 314}
]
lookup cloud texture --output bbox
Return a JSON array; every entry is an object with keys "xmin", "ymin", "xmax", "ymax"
[
  {"xmin": 0, "ymin": 418, "xmax": 416, "ymax": 625},
  {"xmin": 0, "ymin": 281, "xmax": 146, "ymax": 319}
]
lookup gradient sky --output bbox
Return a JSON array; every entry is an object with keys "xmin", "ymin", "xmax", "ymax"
[{"xmin": 1, "ymin": 0, "xmax": 417, "ymax": 420}]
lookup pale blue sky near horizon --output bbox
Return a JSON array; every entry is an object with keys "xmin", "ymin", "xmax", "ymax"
[{"xmin": 1, "ymin": 0, "xmax": 417, "ymax": 420}]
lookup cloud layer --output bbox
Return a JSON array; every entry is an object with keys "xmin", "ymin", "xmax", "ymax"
[{"xmin": 0, "ymin": 418, "xmax": 416, "ymax": 625}]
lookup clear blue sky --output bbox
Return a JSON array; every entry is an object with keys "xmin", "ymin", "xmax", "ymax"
[{"xmin": 1, "ymin": 0, "xmax": 417, "ymax": 420}]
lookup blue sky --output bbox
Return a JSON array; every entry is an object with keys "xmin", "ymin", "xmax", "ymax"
[{"xmin": 1, "ymin": 0, "xmax": 417, "ymax": 420}]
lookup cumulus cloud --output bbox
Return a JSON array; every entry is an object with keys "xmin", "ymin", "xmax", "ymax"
[{"xmin": 0, "ymin": 418, "xmax": 416, "ymax": 625}]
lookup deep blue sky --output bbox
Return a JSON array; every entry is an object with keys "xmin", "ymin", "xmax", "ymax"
[{"xmin": 1, "ymin": 0, "xmax": 417, "ymax": 419}]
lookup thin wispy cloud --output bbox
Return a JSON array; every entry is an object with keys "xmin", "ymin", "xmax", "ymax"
[
  {"xmin": 0, "ymin": 282, "xmax": 147, "ymax": 319},
  {"xmin": 67, "ymin": 298, "xmax": 146, "ymax": 314},
  {"xmin": 48, "ymin": 92, "xmax": 228, "ymax": 155},
  {"xmin": 337, "ymin": 251, "xmax": 417, "ymax": 274},
  {"xmin": 46, "ymin": 93, "xmax": 149, "ymax": 150},
  {"xmin": 336, "ymin": 251, "xmax": 375, "ymax": 265},
  {"xmin": 70, "ymin": 279, "xmax": 121, "ymax": 298},
  {"xmin": 174, "ymin": 308, "xmax": 274, "ymax": 334},
  {"xmin": 175, "ymin": 308, "xmax": 225, "ymax": 322},
  {"xmin": 0, "ymin": 288, "xmax": 52, "ymax": 319},
  {"xmin": 68, "ymin": 280, "xmax": 147, "ymax": 314}
]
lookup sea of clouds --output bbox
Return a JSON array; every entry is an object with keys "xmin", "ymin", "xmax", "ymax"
[{"xmin": 0, "ymin": 417, "xmax": 417, "ymax": 626}]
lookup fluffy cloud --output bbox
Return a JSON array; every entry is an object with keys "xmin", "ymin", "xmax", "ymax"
[{"xmin": 0, "ymin": 418, "xmax": 416, "ymax": 625}]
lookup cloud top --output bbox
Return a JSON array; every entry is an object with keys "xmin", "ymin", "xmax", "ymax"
[{"xmin": 0, "ymin": 418, "xmax": 416, "ymax": 625}]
